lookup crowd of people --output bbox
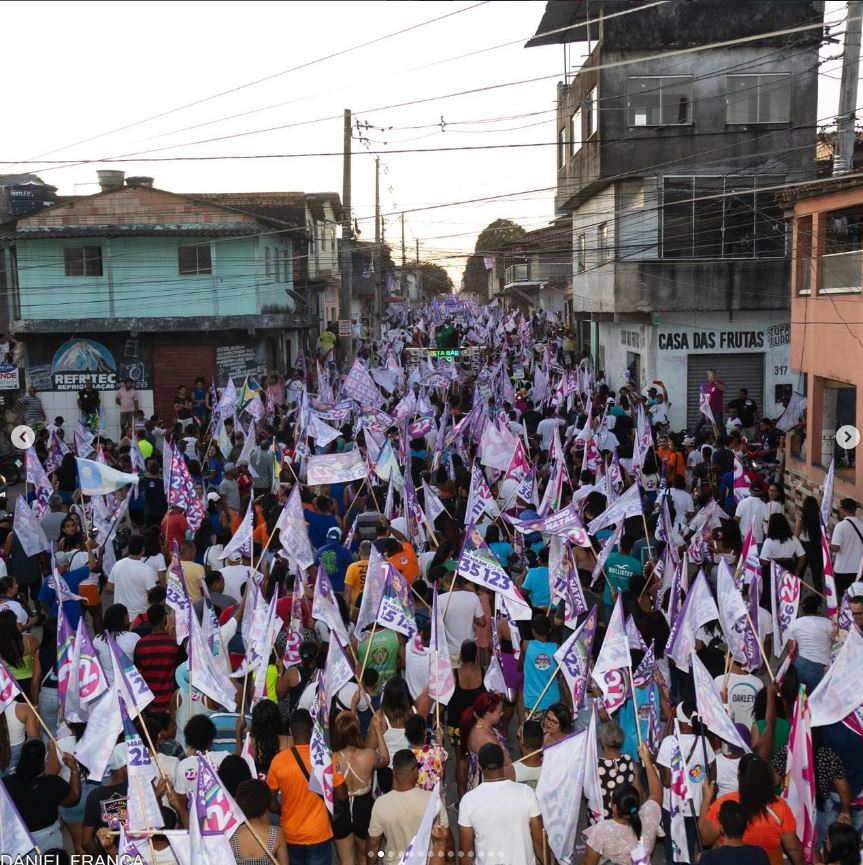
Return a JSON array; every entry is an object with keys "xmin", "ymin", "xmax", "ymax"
[{"xmin": 0, "ymin": 299, "xmax": 858, "ymax": 865}]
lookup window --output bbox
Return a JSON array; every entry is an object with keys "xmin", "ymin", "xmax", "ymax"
[
  {"xmin": 178, "ymin": 243, "xmax": 212, "ymax": 275},
  {"xmin": 63, "ymin": 246, "xmax": 102, "ymax": 277},
  {"xmin": 726, "ymin": 74, "xmax": 790, "ymax": 124},
  {"xmin": 570, "ymin": 108, "xmax": 582, "ymax": 156},
  {"xmin": 627, "ymin": 76, "xmax": 692, "ymax": 126},
  {"xmin": 820, "ymin": 377, "xmax": 856, "ymax": 481},
  {"xmin": 820, "ymin": 206, "xmax": 863, "ymax": 293},
  {"xmin": 586, "ymin": 87, "xmax": 598, "ymax": 138},
  {"xmin": 661, "ymin": 176, "xmax": 785, "ymax": 259},
  {"xmin": 558, "ymin": 127, "xmax": 566, "ymax": 169},
  {"xmin": 577, "ymin": 234, "xmax": 586, "ymax": 272},
  {"xmin": 597, "ymin": 223, "xmax": 609, "ymax": 263}
]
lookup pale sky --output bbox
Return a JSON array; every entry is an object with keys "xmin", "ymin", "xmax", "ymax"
[{"xmin": 0, "ymin": 1, "xmax": 853, "ymax": 284}]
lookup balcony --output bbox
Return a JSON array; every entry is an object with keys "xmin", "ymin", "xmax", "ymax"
[
  {"xmin": 820, "ymin": 250, "xmax": 863, "ymax": 294},
  {"xmin": 504, "ymin": 260, "xmax": 570, "ymax": 288}
]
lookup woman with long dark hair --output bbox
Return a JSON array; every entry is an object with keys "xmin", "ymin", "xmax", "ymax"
[
  {"xmin": 93, "ymin": 604, "xmax": 140, "ymax": 685},
  {"xmin": 795, "ymin": 495, "xmax": 824, "ymax": 594},
  {"xmin": 241, "ymin": 699, "xmax": 288, "ymax": 777},
  {"xmin": 2, "ymin": 738, "xmax": 81, "ymax": 851},
  {"xmin": 760, "ymin": 514, "xmax": 806, "ymax": 577},
  {"xmin": 0, "ymin": 609, "xmax": 40, "ymax": 700},
  {"xmin": 542, "ymin": 702, "xmax": 573, "ymax": 747},
  {"xmin": 699, "ymin": 753, "xmax": 804, "ymax": 865},
  {"xmin": 581, "ymin": 744, "xmax": 664, "ymax": 865},
  {"xmin": 822, "ymin": 823, "xmax": 860, "ymax": 865}
]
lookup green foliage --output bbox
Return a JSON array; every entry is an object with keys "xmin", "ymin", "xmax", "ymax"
[{"xmin": 461, "ymin": 218, "xmax": 526, "ymax": 297}]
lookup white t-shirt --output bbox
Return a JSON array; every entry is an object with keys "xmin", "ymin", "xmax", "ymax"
[
  {"xmin": 458, "ymin": 779, "xmax": 542, "ymax": 865},
  {"xmin": 174, "ymin": 751, "xmax": 229, "ymax": 795},
  {"xmin": 760, "ymin": 537, "xmax": 804, "ymax": 563},
  {"xmin": 713, "ymin": 672, "xmax": 763, "ymax": 730},
  {"xmin": 440, "ymin": 591, "xmax": 484, "ymax": 657},
  {"xmin": 0, "ymin": 558, "xmax": 8, "ymax": 579},
  {"xmin": 0, "ymin": 598, "xmax": 29, "ymax": 625},
  {"xmin": 657, "ymin": 733, "xmax": 715, "ymax": 813},
  {"xmin": 405, "ymin": 635, "xmax": 430, "ymax": 700},
  {"xmin": 141, "ymin": 553, "xmax": 167, "ymax": 575},
  {"xmin": 94, "ymin": 630, "xmax": 141, "ymax": 685},
  {"xmin": 785, "ymin": 615, "xmax": 833, "ymax": 665},
  {"xmin": 219, "ymin": 564, "xmax": 254, "ymax": 600},
  {"xmin": 204, "ymin": 545, "xmax": 225, "ymax": 572},
  {"xmin": 726, "ymin": 417, "xmax": 743, "ymax": 436},
  {"xmin": 715, "ymin": 753, "xmax": 740, "ymax": 797},
  {"xmin": 109, "ymin": 557, "xmax": 158, "ymax": 619},
  {"xmin": 536, "ymin": 417, "xmax": 565, "ymax": 452},
  {"xmin": 832, "ymin": 517, "xmax": 863, "ymax": 573},
  {"xmin": 669, "ymin": 489, "xmax": 695, "ymax": 528},
  {"xmin": 735, "ymin": 496, "xmax": 768, "ymax": 544},
  {"xmin": 649, "ymin": 403, "xmax": 670, "ymax": 426}
]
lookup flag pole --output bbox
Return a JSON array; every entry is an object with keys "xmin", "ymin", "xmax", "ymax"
[
  {"xmin": 357, "ymin": 622, "xmax": 378, "ymax": 684},
  {"xmin": 627, "ymin": 665, "xmax": 644, "ymax": 749},
  {"xmin": 745, "ymin": 610, "xmax": 776, "ymax": 683},
  {"xmin": 19, "ymin": 690, "xmax": 64, "ymax": 755}
]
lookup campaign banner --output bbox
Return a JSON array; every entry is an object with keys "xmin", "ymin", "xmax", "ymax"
[
  {"xmin": 307, "ymin": 449, "xmax": 369, "ymax": 485},
  {"xmin": 0, "ymin": 364, "xmax": 19, "ymax": 390}
]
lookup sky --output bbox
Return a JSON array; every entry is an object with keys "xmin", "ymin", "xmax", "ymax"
[{"xmin": 0, "ymin": 1, "xmax": 853, "ymax": 285}]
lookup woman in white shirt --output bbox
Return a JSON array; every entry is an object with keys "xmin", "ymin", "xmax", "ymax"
[
  {"xmin": 785, "ymin": 595, "xmax": 833, "ymax": 694},
  {"xmin": 141, "ymin": 527, "xmax": 167, "ymax": 582},
  {"xmin": 93, "ymin": 603, "xmax": 140, "ymax": 685},
  {"xmin": 760, "ymin": 514, "xmax": 806, "ymax": 575},
  {"xmin": 763, "ymin": 482, "xmax": 786, "ymax": 533}
]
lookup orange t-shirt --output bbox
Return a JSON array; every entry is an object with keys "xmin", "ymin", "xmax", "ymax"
[
  {"xmin": 266, "ymin": 744, "xmax": 344, "ymax": 845},
  {"xmin": 387, "ymin": 542, "xmax": 420, "ymax": 584},
  {"xmin": 705, "ymin": 793, "xmax": 796, "ymax": 865}
]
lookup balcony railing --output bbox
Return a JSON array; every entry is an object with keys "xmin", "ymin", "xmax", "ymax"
[
  {"xmin": 503, "ymin": 261, "xmax": 570, "ymax": 286},
  {"xmin": 820, "ymin": 250, "xmax": 863, "ymax": 293}
]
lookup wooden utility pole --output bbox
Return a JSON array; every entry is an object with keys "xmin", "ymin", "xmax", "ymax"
[
  {"xmin": 415, "ymin": 238, "xmax": 420, "ymax": 305},
  {"xmin": 401, "ymin": 212, "xmax": 406, "ymax": 297},
  {"xmin": 339, "ymin": 108, "xmax": 353, "ymax": 365},
  {"xmin": 835, "ymin": 2, "xmax": 863, "ymax": 175},
  {"xmin": 374, "ymin": 156, "xmax": 381, "ymax": 339}
]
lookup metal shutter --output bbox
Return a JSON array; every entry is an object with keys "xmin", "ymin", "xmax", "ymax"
[
  {"xmin": 686, "ymin": 352, "xmax": 765, "ymax": 431},
  {"xmin": 152, "ymin": 345, "xmax": 216, "ymax": 425}
]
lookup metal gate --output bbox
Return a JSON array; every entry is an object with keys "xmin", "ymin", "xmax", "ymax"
[{"xmin": 685, "ymin": 352, "xmax": 765, "ymax": 431}]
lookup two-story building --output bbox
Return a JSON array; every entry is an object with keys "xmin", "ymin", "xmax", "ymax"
[
  {"xmin": 528, "ymin": 0, "xmax": 823, "ymax": 428},
  {"xmin": 782, "ymin": 172, "xmax": 863, "ymax": 514},
  {"xmin": 0, "ymin": 171, "xmax": 315, "ymax": 433}
]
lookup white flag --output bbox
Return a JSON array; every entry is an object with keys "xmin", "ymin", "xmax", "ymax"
[
  {"xmin": 591, "ymin": 596, "xmax": 632, "ymax": 714},
  {"xmin": 690, "ymin": 652, "xmax": 750, "ymax": 752},
  {"xmin": 399, "ymin": 782, "xmax": 441, "ymax": 864},
  {"xmin": 809, "ymin": 624, "xmax": 863, "ymax": 726},
  {"xmin": 821, "ymin": 457, "xmax": 835, "ymax": 526},
  {"xmin": 586, "ymin": 482, "xmax": 642, "ymax": 535},
  {"xmin": 429, "ymin": 585, "xmax": 455, "ymax": 705},
  {"xmin": 716, "ymin": 559, "xmax": 749, "ymax": 667},
  {"xmin": 0, "ymin": 775, "xmax": 36, "ymax": 857},
  {"xmin": 275, "ymin": 484, "xmax": 315, "ymax": 570},
  {"xmin": 13, "ymin": 496, "xmax": 49, "ymax": 557},
  {"xmin": 666, "ymin": 570, "xmax": 719, "ymax": 672},
  {"xmin": 219, "ymin": 500, "xmax": 253, "ymax": 561}
]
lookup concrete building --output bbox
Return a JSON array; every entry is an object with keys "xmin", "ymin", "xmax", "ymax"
[
  {"xmin": 782, "ymin": 172, "xmax": 863, "ymax": 516},
  {"xmin": 527, "ymin": 0, "xmax": 823, "ymax": 429},
  {"xmin": 0, "ymin": 171, "xmax": 317, "ymax": 434}
]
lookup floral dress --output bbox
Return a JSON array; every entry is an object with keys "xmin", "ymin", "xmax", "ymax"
[{"xmin": 413, "ymin": 743, "xmax": 447, "ymax": 791}]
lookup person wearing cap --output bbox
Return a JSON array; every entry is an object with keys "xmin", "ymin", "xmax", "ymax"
[
  {"xmin": 218, "ymin": 463, "xmax": 241, "ymax": 520},
  {"xmin": 81, "ymin": 742, "xmax": 130, "ymax": 855},
  {"xmin": 830, "ymin": 498, "xmax": 863, "ymax": 599},
  {"xmin": 734, "ymin": 483, "xmax": 768, "ymax": 545},
  {"xmin": 37, "ymin": 540, "xmax": 99, "ymax": 630},
  {"xmin": 219, "ymin": 547, "xmax": 257, "ymax": 600},
  {"xmin": 458, "ymin": 742, "xmax": 545, "ymax": 865}
]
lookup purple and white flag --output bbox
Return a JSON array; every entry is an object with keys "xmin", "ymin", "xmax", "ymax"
[
  {"xmin": 554, "ymin": 607, "xmax": 598, "ymax": 709},
  {"xmin": 399, "ymin": 782, "xmax": 441, "ymax": 865},
  {"xmin": 691, "ymin": 651, "xmax": 750, "ymax": 752},
  {"xmin": 275, "ymin": 484, "xmax": 315, "ymax": 570},
  {"xmin": 313, "ymin": 562, "xmax": 351, "ymax": 647},
  {"xmin": 429, "ymin": 584, "xmax": 455, "ymax": 705},
  {"xmin": 666, "ymin": 570, "xmax": 719, "ymax": 672},
  {"xmin": 13, "ymin": 495, "xmax": 49, "ymax": 557},
  {"xmin": 587, "ymin": 482, "xmax": 642, "ymax": 535},
  {"xmin": 772, "ymin": 563, "xmax": 802, "ymax": 656},
  {"xmin": 506, "ymin": 501, "xmax": 591, "ymax": 548},
  {"xmin": 592, "ymin": 596, "xmax": 632, "ymax": 714},
  {"xmin": 810, "ymin": 625, "xmax": 863, "ymax": 726},
  {"xmin": 307, "ymin": 449, "xmax": 368, "ymax": 485},
  {"xmin": 24, "ymin": 447, "xmax": 52, "ymax": 518},
  {"xmin": 219, "ymin": 500, "xmax": 253, "ymax": 562}
]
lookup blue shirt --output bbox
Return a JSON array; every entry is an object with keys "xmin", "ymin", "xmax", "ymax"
[
  {"xmin": 488, "ymin": 541, "xmax": 514, "ymax": 568},
  {"xmin": 314, "ymin": 542, "xmax": 355, "ymax": 593},
  {"xmin": 618, "ymin": 682, "xmax": 659, "ymax": 763},
  {"xmin": 305, "ymin": 510, "xmax": 340, "ymax": 550},
  {"xmin": 522, "ymin": 566, "xmax": 551, "ymax": 608},
  {"xmin": 523, "ymin": 639, "xmax": 559, "ymax": 710},
  {"xmin": 37, "ymin": 564, "xmax": 88, "ymax": 629}
]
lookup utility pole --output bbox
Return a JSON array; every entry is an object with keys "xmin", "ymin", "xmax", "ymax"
[
  {"xmin": 401, "ymin": 212, "xmax": 406, "ymax": 297},
  {"xmin": 374, "ymin": 156, "xmax": 381, "ymax": 340},
  {"xmin": 339, "ymin": 108, "xmax": 353, "ymax": 366},
  {"xmin": 415, "ymin": 238, "xmax": 420, "ymax": 306},
  {"xmin": 835, "ymin": 1, "xmax": 862, "ymax": 175}
]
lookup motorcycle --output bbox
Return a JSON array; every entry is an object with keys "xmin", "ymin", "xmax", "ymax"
[{"xmin": 0, "ymin": 453, "xmax": 22, "ymax": 487}]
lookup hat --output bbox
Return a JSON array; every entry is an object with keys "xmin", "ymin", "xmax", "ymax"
[
  {"xmin": 227, "ymin": 550, "xmax": 243, "ymax": 562},
  {"xmin": 206, "ymin": 492, "xmax": 221, "ymax": 503},
  {"xmin": 223, "ymin": 462, "xmax": 235, "ymax": 472},
  {"xmin": 682, "ymin": 437, "xmax": 695, "ymax": 447},
  {"xmin": 327, "ymin": 527, "xmax": 341, "ymax": 540},
  {"xmin": 676, "ymin": 703, "xmax": 693, "ymax": 724},
  {"xmin": 106, "ymin": 742, "xmax": 128, "ymax": 772},
  {"xmin": 175, "ymin": 661, "xmax": 191, "ymax": 688}
]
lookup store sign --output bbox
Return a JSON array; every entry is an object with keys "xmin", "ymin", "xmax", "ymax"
[
  {"xmin": 657, "ymin": 329, "xmax": 766, "ymax": 351},
  {"xmin": 51, "ymin": 338, "xmax": 118, "ymax": 391},
  {"xmin": 0, "ymin": 364, "xmax": 18, "ymax": 390}
]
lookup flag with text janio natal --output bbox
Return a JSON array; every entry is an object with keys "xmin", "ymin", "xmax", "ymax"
[
  {"xmin": 377, "ymin": 564, "xmax": 418, "ymax": 639},
  {"xmin": 24, "ymin": 447, "xmax": 52, "ymax": 518},
  {"xmin": 219, "ymin": 500, "xmax": 253, "ymax": 561},
  {"xmin": 667, "ymin": 721, "xmax": 693, "ymax": 864},
  {"xmin": 166, "ymin": 542, "xmax": 191, "ymax": 644},
  {"xmin": 507, "ymin": 501, "xmax": 591, "ymax": 548},
  {"xmin": 783, "ymin": 687, "xmax": 816, "ymax": 862},
  {"xmin": 666, "ymin": 570, "xmax": 719, "ymax": 672},
  {"xmin": 821, "ymin": 457, "xmax": 835, "ymax": 526},
  {"xmin": 313, "ymin": 562, "xmax": 351, "ymax": 647},
  {"xmin": 106, "ymin": 631, "xmax": 154, "ymax": 717},
  {"xmin": 187, "ymin": 605, "xmax": 238, "ymax": 710},
  {"xmin": 592, "ymin": 596, "xmax": 632, "ymax": 714},
  {"xmin": 398, "ymin": 781, "xmax": 441, "ymax": 865},
  {"xmin": 457, "ymin": 524, "xmax": 530, "ymax": 616},
  {"xmin": 809, "ymin": 625, "xmax": 863, "ymax": 726},
  {"xmin": 13, "ymin": 495, "xmax": 49, "ymax": 557},
  {"xmin": 587, "ymin": 481, "xmax": 642, "ymax": 534},
  {"xmin": 466, "ymin": 460, "xmax": 499, "ymax": 524},
  {"xmin": 166, "ymin": 443, "xmax": 205, "ymax": 530},
  {"xmin": 356, "ymin": 546, "xmax": 387, "ymax": 636},
  {"xmin": 537, "ymin": 730, "xmax": 589, "ymax": 865},
  {"xmin": 323, "ymin": 637, "xmax": 354, "ymax": 717},
  {"xmin": 690, "ymin": 652, "xmax": 750, "ymax": 752},
  {"xmin": 196, "ymin": 754, "xmax": 241, "ymax": 838},
  {"xmin": 307, "ymin": 448, "xmax": 368, "ymax": 486},
  {"xmin": 429, "ymin": 584, "xmax": 455, "ymax": 705},
  {"xmin": 0, "ymin": 774, "xmax": 36, "ymax": 857},
  {"xmin": 342, "ymin": 358, "xmax": 385, "ymax": 408},
  {"xmin": 716, "ymin": 559, "xmax": 750, "ymax": 667},
  {"xmin": 282, "ymin": 571, "xmax": 305, "ymax": 666},
  {"xmin": 771, "ymin": 563, "xmax": 801, "ymax": 655},
  {"xmin": 820, "ymin": 521, "xmax": 839, "ymax": 619},
  {"xmin": 275, "ymin": 484, "xmax": 315, "ymax": 570},
  {"xmin": 555, "ymin": 606, "xmax": 598, "ymax": 709}
]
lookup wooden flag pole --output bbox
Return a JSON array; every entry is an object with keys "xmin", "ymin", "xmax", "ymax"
[
  {"xmin": 744, "ymin": 610, "xmax": 776, "ymax": 683},
  {"xmin": 627, "ymin": 665, "xmax": 644, "ymax": 749},
  {"xmin": 357, "ymin": 622, "xmax": 378, "ymax": 684}
]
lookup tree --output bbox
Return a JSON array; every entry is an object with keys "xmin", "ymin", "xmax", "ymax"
[
  {"xmin": 461, "ymin": 218, "xmax": 526, "ymax": 297},
  {"xmin": 412, "ymin": 261, "xmax": 453, "ymax": 296}
]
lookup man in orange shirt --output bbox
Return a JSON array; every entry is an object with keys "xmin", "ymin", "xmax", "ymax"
[
  {"xmin": 383, "ymin": 537, "xmax": 420, "ymax": 585},
  {"xmin": 267, "ymin": 709, "xmax": 346, "ymax": 865}
]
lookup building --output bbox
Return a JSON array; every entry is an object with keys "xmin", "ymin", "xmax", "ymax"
[
  {"xmin": 527, "ymin": 0, "xmax": 823, "ymax": 429},
  {"xmin": 0, "ymin": 171, "xmax": 317, "ymax": 434},
  {"xmin": 498, "ymin": 222, "xmax": 571, "ymax": 318},
  {"xmin": 304, "ymin": 193, "xmax": 342, "ymax": 330},
  {"xmin": 782, "ymin": 172, "xmax": 863, "ymax": 515}
]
